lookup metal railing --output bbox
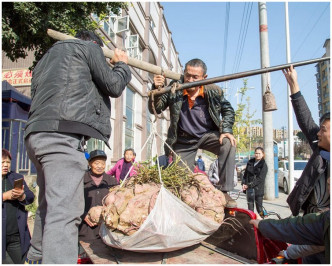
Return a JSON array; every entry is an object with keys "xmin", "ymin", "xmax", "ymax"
[{"xmin": 2, "ymin": 118, "xmax": 31, "ymax": 175}]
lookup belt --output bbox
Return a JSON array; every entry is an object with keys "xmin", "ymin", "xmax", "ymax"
[{"xmin": 177, "ymin": 130, "xmax": 197, "ymax": 139}]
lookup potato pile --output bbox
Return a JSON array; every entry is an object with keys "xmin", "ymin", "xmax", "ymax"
[{"xmin": 89, "ymin": 161, "xmax": 226, "ymax": 236}]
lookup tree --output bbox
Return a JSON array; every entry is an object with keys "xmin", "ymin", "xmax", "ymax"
[
  {"xmin": 2, "ymin": 2, "xmax": 127, "ymax": 69},
  {"xmin": 296, "ymin": 131, "xmax": 307, "ymax": 143},
  {"xmin": 233, "ymin": 79, "xmax": 262, "ymax": 156}
]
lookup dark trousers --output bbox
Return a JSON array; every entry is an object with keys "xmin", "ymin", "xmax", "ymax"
[
  {"xmin": 173, "ymin": 131, "xmax": 236, "ymax": 191},
  {"xmin": 3, "ymin": 233, "xmax": 25, "ymax": 264},
  {"xmin": 246, "ymin": 188, "xmax": 264, "ymax": 215}
]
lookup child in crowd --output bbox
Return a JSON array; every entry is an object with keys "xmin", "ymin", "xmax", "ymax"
[{"xmin": 106, "ymin": 148, "xmax": 137, "ymax": 182}]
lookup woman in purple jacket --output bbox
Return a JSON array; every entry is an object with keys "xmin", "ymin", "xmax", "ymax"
[
  {"xmin": 106, "ymin": 148, "xmax": 137, "ymax": 182},
  {"xmin": 2, "ymin": 149, "xmax": 35, "ymax": 263}
]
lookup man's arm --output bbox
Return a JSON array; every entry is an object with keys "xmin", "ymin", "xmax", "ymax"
[
  {"xmin": 215, "ymin": 87, "xmax": 236, "ymax": 146},
  {"xmin": 88, "ymin": 45, "xmax": 131, "ymax": 98},
  {"xmin": 283, "ymin": 244, "xmax": 325, "ymax": 260},
  {"xmin": 282, "ymin": 66, "xmax": 319, "ymax": 145},
  {"xmin": 148, "ymin": 74, "xmax": 173, "ymax": 114},
  {"xmin": 249, "ymin": 211, "xmax": 329, "ymax": 246}
]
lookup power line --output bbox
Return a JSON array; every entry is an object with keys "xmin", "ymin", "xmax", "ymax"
[
  {"xmin": 230, "ymin": 2, "xmax": 253, "ymax": 90},
  {"xmin": 234, "ymin": 2, "xmax": 253, "ymax": 74},
  {"xmin": 292, "ymin": 4, "xmax": 329, "ymax": 60}
]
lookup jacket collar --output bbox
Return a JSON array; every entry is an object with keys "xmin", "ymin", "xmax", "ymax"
[{"xmin": 84, "ymin": 170, "xmax": 108, "ymax": 185}]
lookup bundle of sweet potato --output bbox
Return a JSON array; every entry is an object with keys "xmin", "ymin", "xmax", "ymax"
[{"xmin": 88, "ymin": 162, "xmax": 226, "ymax": 236}]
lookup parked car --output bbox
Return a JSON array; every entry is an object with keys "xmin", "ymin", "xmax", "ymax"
[
  {"xmin": 278, "ymin": 160, "xmax": 308, "ymax": 194},
  {"xmin": 236, "ymin": 158, "xmax": 251, "ymax": 180}
]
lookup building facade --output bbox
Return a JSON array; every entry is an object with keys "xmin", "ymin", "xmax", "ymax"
[
  {"xmin": 273, "ymin": 128, "xmax": 287, "ymax": 141},
  {"xmin": 316, "ymin": 38, "xmax": 330, "ymax": 117},
  {"xmin": 250, "ymin": 126, "xmax": 263, "ymax": 137},
  {"xmin": 2, "ymin": 3, "xmax": 183, "ymax": 170}
]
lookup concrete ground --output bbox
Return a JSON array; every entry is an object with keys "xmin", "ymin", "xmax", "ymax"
[{"xmin": 230, "ymin": 181, "xmax": 293, "ymax": 219}]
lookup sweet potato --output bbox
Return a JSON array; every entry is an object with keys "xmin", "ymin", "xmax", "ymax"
[
  {"xmin": 100, "ymin": 174, "xmax": 226, "ymax": 235},
  {"xmin": 88, "ymin": 206, "xmax": 103, "ymax": 224}
]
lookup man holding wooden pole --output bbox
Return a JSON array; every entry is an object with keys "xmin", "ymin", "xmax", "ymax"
[
  {"xmin": 24, "ymin": 30, "xmax": 131, "ymax": 264},
  {"xmin": 149, "ymin": 59, "xmax": 237, "ymax": 207}
]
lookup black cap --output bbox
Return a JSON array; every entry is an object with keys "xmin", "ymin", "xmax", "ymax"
[{"xmin": 88, "ymin": 150, "xmax": 107, "ymax": 162}]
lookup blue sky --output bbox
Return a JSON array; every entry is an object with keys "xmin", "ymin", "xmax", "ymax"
[{"xmin": 161, "ymin": 1, "xmax": 330, "ymax": 130}]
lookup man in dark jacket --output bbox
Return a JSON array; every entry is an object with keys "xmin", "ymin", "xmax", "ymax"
[
  {"xmin": 149, "ymin": 59, "xmax": 236, "ymax": 207},
  {"xmin": 282, "ymin": 65, "xmax": 330, "ymax": 263},
  {"xmin": 283, "ymin": 66, "xmax": 330, "ymax": 216},
  {"xmin": 24, "ymin": 30, "xmax": 131, "ymax": 264}
]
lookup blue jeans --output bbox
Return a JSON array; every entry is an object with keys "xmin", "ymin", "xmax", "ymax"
[{"xmin": 25, "ymin": 132, "xmax": 86, "ymax": 263}]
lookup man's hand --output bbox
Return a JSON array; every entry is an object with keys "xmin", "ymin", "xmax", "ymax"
[
  {"xmin": 219, "ymin": 133, "xmax": 236, "ymax": 146},
  {"xmin": 84, "ymin": 215, "xmax": 97, "ymax": 227},
  {"xmin": 249, "ymin": 219, "xmax": 261, "ymax": 228},
  {"xmin": 153, "ymin": 75, "xmax": 166, "ymax": 88},
  {"xmin": 282, "ymin": 65, "xmax": 300, "ymax": 95},
  {"xmin": 278, "ymin": 250, "xmax": 286, "ymax": 257},
  {"xmin": 242, "ymin": 184, "xmax": 248, "ymax": 191},
  {"xmin": 111, "ymin": 48, "xmax": 128, "ymax": 64}
]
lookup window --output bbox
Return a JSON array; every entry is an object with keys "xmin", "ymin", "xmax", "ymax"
[
  {"xmin": 125, "ymin": 88, "xmax": 135, "ymax": 149},
  {"xmin": 117, "ymin": 16, "xmax": 130, "ymax": 33},
  {"xmin": 92, "ymin": 11, "xmax": 129, "ymax": 40},
  {"xmin": 87, "ymin": 138, "xmax": 105, "ymax": 152},
  {"xmin": 127, "ymin": 34, "xmax": 142, "ymax": 60},
  {"xmin": 150, "ymin": 19, "xmax": 156, "ymax": 31}
]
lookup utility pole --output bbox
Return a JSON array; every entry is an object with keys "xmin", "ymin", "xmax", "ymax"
[
  {"xmin": 282, "ymin": 126, "xmax": 286, "ymax": 158},
  {"xmin": 285, "ymin": 2, "xmax": 295, "ymax": 192},
  {"xmin": 247, "ymin": 98, "xmax": 252, "ymax": 158},
  {"xmin": 236, "ymin": 88, "xmax": 240, "ymax": 159},
  {"xmin": 258, "ymin": 2, "xmax": 275, "ymax": 200}
]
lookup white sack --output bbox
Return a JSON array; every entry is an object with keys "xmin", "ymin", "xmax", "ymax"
[{"xmin": 100, "ymin": 186, "xmax": 220, "ymax": 252}]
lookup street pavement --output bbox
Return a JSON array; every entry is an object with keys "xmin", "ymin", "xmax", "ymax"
[{"xmin": 230, "ymin": 181, "xmax": 293, "ymax": 219}]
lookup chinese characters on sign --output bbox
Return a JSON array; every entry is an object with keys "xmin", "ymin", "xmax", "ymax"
[{"xmin": 2, "ymin": 69, "xmax": 32, "ymax": 86}]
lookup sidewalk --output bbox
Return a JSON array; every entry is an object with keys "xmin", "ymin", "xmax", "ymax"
[{"xmin": 229, "ymin": 181, "xmax": 292, "ymax": 219}]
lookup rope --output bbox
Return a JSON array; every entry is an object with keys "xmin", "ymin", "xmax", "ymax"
[
  {"xmin": 153, "ymin": 129, "xmax": 193, "ymax": 173},
  {"xmin": 119, "ymin": 124, "xmax": 194, "ymax": 188},
  {"xmin": 151, "ymin": 124, "xmax": 164, "ymax": 186},
  {"xmin": 119, "ymin": 129, "xmax": 155, "ymax": 187}
]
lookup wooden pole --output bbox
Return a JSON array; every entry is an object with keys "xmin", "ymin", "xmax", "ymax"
[{"xmin": 47, "ymin": 29, "xmax": 182, "ymax": 80}]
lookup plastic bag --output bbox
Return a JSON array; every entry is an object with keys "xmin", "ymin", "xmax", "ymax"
[{"xmin": 100, "ymin": 186, "xmax": 220, "ymax": 252}]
